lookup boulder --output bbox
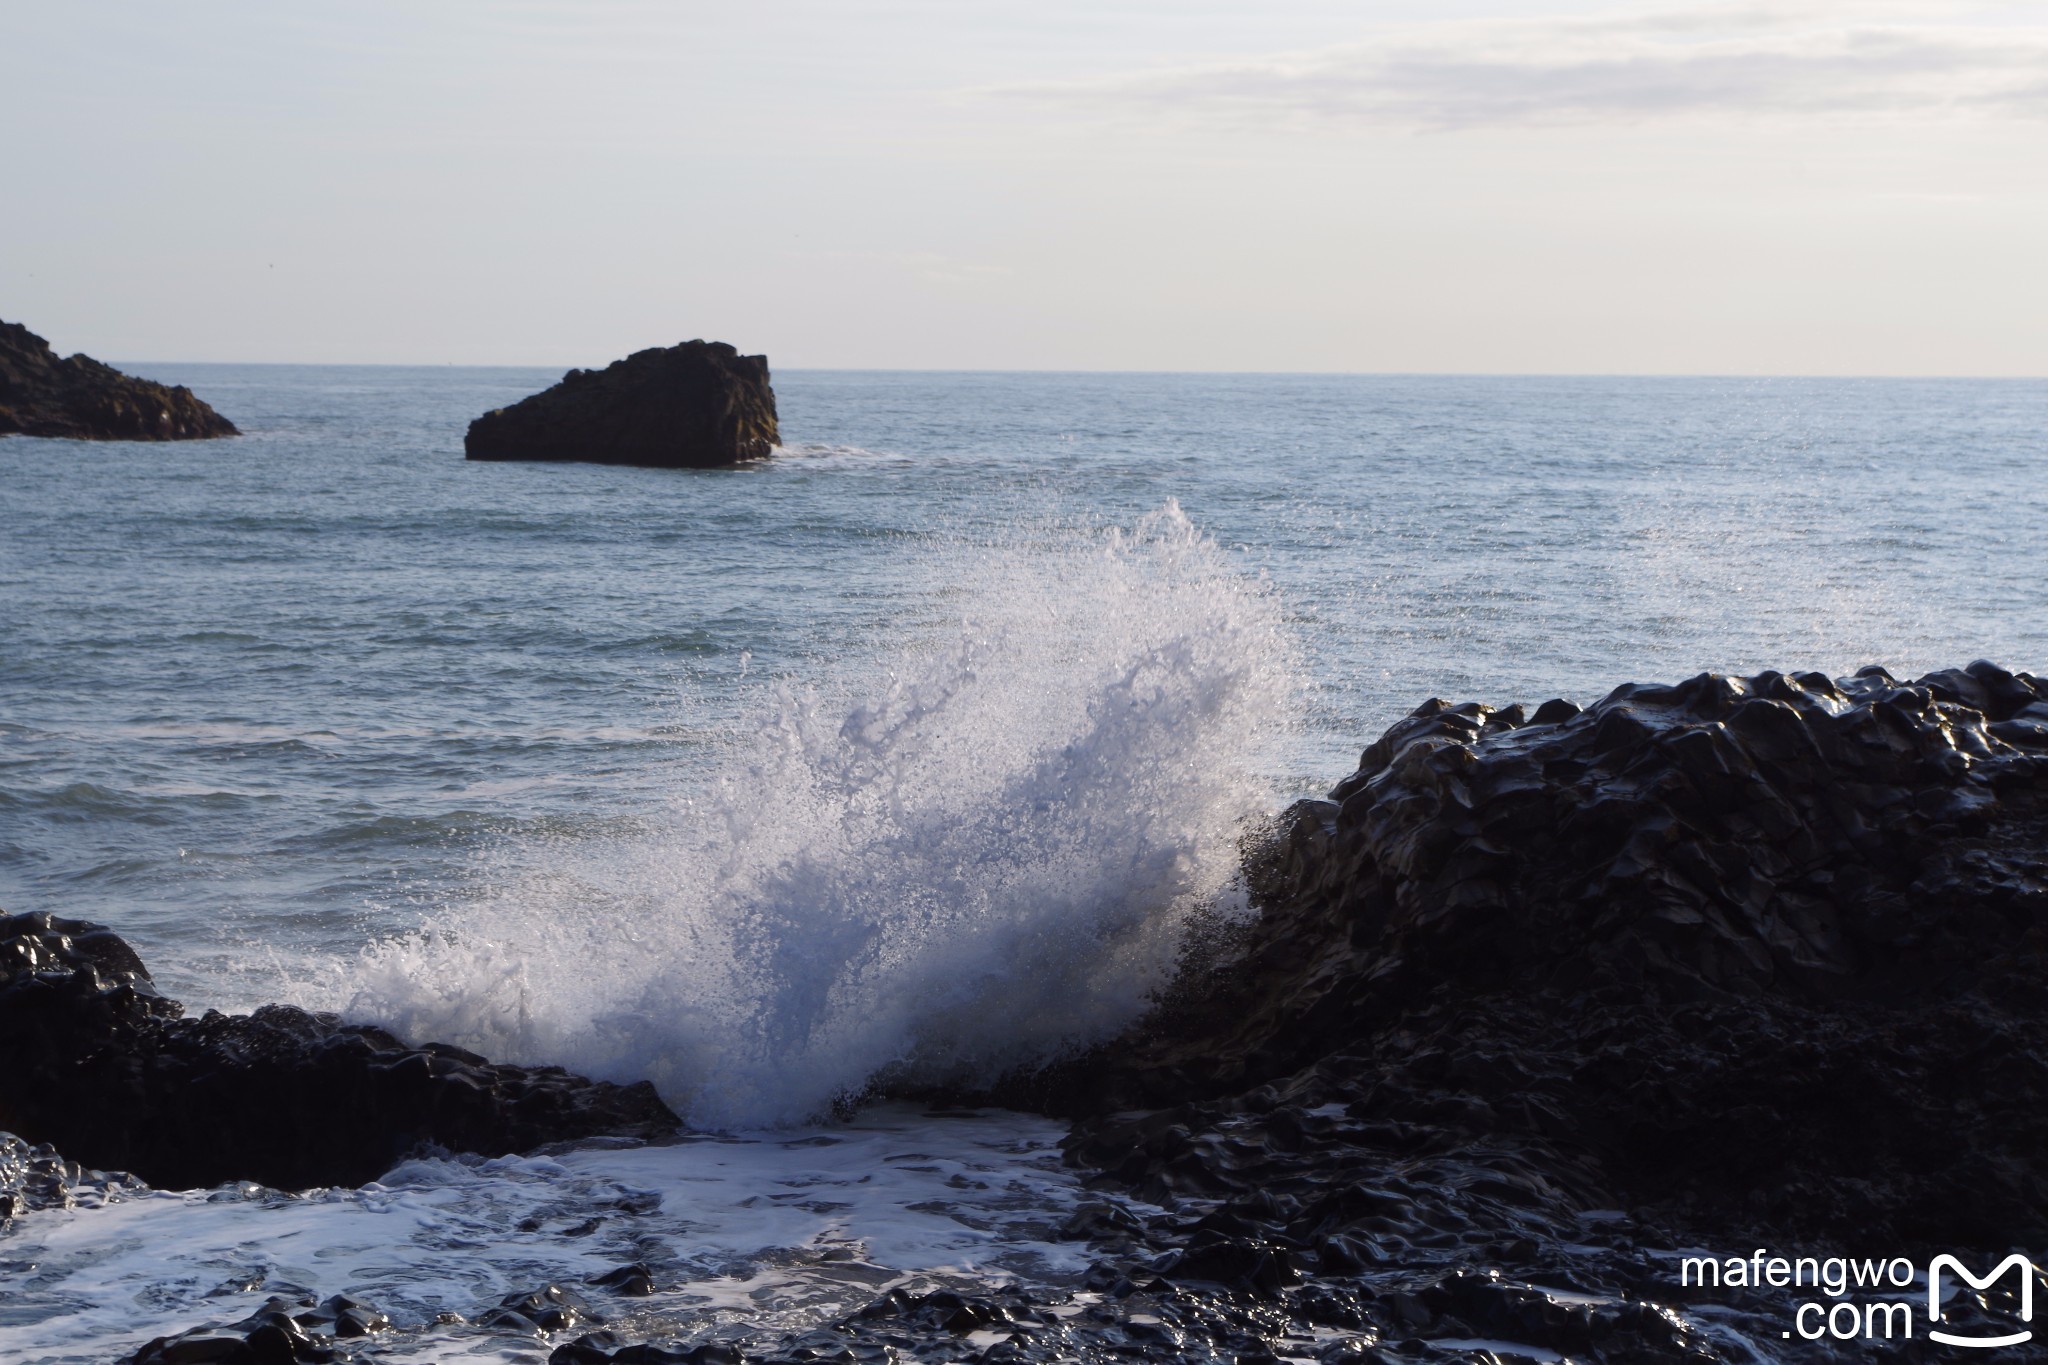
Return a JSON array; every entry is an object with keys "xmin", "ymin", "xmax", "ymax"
[
  {"xmin": 0, "ymin": 319, "xmax": 238, "ymax": 440},
  {"xmin": 0, "ymin": 910, "xmax": 680, "ymax": 1190},
  {"xmin": 465, "ymin": 340, "xmax": 778, "ymax": 469},
  {"xmin": 974, "ymin": 661, "xmax": 2048, "ymax": 1252}
]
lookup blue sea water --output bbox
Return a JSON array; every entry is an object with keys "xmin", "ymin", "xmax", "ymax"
[
  {"xmin": 2, "ymin": 366, "xmax": 2044, "ymax": 1362},
  {"xmin": 2, "ymin": 368, "xmax": 2045, "ymax": 1066}
]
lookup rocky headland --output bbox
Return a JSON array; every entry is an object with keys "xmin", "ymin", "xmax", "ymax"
[
  {"xmin": 1040, "ymin": 659, "xmax": 2048, "ymax": 1245},
  {"xmin": 465, "ymin": 341, "xmax": 778, "ymax": 468},
  {"xmin": 0, "ymin": 912, "xmax": 678, "ymax": 1192},
  {"xmin": 894, "ymin": 658, "xmax": 2044, "ymax": 1361},
  {"xmin": 968, "ymin": 658, "xmax": 2048, "ymax": 1361},
  {"xmin": 6, "ymin": 660, "xmax": 2044, "ymax": 1363},
  {"xmin": 0, "ymin": 319, "xmax": 238, "ymax": 440}
]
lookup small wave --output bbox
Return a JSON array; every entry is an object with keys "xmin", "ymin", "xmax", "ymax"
[
  {"xmin": 0, "ymin": 781, "xmax": 261, "ymax": 825},
  {"xmin": 771, "ymin": 442, "xmax": 907, "ymax": 464},
  {"xmin": 184, "ymin": 738, "xmax": 330, "ymax": 761},
  {"xmin": 280, "ymin": 810, "xmax": 505, "ymax": 854},
  {"xmin": 56, "ymin": 855, "xmax": 165, "ymax": 888},
  {"xmin": 319, "ymin": 502, "xmax": 1299, "ymax": 1127},
  {"xmin": 589, "ymin": 629, "xmax": 721, "ymax": 657}
]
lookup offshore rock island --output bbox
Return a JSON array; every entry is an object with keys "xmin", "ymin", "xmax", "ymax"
[
  {"xmin": 0, "ymin": 319, "xmax": 239, "ymax": 440},
  {"xmin": 4, "ymin": 661, "xmax": 2043, "ymax": 1362},
  {"xmin": 465, "ymin": 340, "xmax": 779, "ymax": 469}
]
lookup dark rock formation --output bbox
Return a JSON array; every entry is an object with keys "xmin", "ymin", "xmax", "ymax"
[
  {"xmin": 465, "ymin": 341, "xmax": 778, "ymax": 468},
  {"xmin": 0, "ymin": 1130, "xmax": 146, "ymax": 1220},
  {"xmin": 0, "ymin": 910, "xmax": 680, "ymax": 1191},
  {"xmin": 30, "ymin": 660, "xmax": 2048, "ymax": 1365},
  {"xmin": 0, "ymin": 319, "xmax": 238, "ymax": 440},
  {"xmin": 767, "ymin": 659, "xmax": 2039, "ymax": 1361},
  {"xmin": 131, "ymin": 1292, "xmax": 393, "ymax": 1365},
  {"xmin": 1000, "ymin": 659, "xmax": 2048, "ymax": 1254}
]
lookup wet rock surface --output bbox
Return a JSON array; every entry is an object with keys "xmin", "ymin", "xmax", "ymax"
[
  {"xmin": 0, "ymin": 318, "xmax": 239, "ymax": 440},
  {"xmin": 1035, "ymin": 661, "xmax": 2048, "ymax": 1242},
  {"xmin": 0, "ymin": 1130, "xmax": 148, "ymax": 1220},
  {"xmin": 953, "ymin": 659, "xmax": 2047, "ymax": 1360},
  {"xmin": 0, "ymin": 910, "xmax": 680, "ymax": 1190},
  {"xmin": 22, "ymin": 661, "xmax": 2048, "ymax": 1363},
  {"xmin": 130, "ymin": 1293, "xmax": 395, "ymax": 1364},
  {"xmin": 110, "ymin": 1229, "xmax": 2042, "ymax": 1365},
  {"xmin": 465, "ymin": 339, "xmax": 778, "ymax": 468},
  {"xmin": 121, "ymin": 1259, "xmax": 1719, "ymax": 1365}
]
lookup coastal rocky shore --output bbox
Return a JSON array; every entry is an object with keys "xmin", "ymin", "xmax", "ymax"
[
  {"xmin": 997, "ymin": 659, "xmax": 2048, "ymax": 1361},
  {"xmin": 0, "ymin": 913, "xmax": 678, "ymax": 1192},
  {"xmin": 5, "ymin": 662, "xmax": 2044, "ymax": 1362},
  {"xmin": 0, "ymin": 319, "xmax": 238, "ymax": 440},
  {"xmin": 1042, "ymin": 659, "xmax": 2048, "ymax": 1241},
  {"xmin": 465, "ymin": 340, "xmax": 779, "ymax": 468}
]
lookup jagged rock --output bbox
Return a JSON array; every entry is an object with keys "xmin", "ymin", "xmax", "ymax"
[
  {"xmin": 33, "ymin": 660, "xmax": 2048, "ymax": 1364},
  {"xmin": 0, "ymin": 319, "xmax": 238, "ymax": 440},
  {"xmin": 0, "ymin": 1130, "xmax": 147, "ymax": 1217},
  {"xmin": 980, "ymin": 661, "xmax": 2048, "ymax": 1256},
  {"xmin": 0, "ymin": 910, "xmax": 680, "ymax": 1190},
  {"xmin": 129, "ymin": 1293, "xmax": 391, "ymax": 1365},
  {"xmin": 589, "ymin": 1261, "xmax": 658, "ymax": 1296},
  {"xmin": 465, "ymin": 340, "xmax": 777, "ymax": 468},
  {"xmin": 482, "ymin": 1284, "xmax": 598, "ymax": 1333}
]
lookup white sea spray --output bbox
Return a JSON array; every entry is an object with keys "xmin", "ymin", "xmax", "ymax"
[{"xmin": 320, "ymin": 501, "xmax": 1299, "ymax": 1126}]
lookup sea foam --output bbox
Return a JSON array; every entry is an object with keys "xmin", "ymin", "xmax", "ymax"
[
  {"xmin": 321, "ymin": 502, "xmax": 1297, "ymax": 1127},
  {"xmin": 0, "ymin": 1107, "xmax": 1097, "ymax": 1364}
]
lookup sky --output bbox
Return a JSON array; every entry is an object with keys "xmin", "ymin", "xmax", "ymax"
[{"xmin": 2, "ymin": 0, "xmax": 2045, "ymax": 373}]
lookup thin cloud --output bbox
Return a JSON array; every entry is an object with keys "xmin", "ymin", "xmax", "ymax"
[{"xmin": 989, "ymin": 3, "xmax": 2048, "ymax": 131}]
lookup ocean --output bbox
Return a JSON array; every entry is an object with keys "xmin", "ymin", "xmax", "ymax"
[{"xmin": 2, "ymin": 367, "xmax": 2043, "ymax": 1361}]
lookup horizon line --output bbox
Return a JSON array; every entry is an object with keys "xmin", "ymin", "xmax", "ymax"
[{"xmin": 114, "ymin": 361, "xmax": 2048, "ymax": 383}]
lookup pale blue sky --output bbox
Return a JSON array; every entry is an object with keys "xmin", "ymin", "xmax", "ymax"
[{"xmin": 3, "ymin": 1, "xmax": 2044, "ymax": 372}]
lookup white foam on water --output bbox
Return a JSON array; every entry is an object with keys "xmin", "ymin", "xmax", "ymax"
[
  {"xmin": 771, "ymin": 442, "xmax": 908, "ymax": 465},
  {"xmin": 311, "ymin": 501, "xmax": 1299, "ymax": 1127},
  {"xmin": 0, "ymin": 1107, "xmax": 1109, "ymax": 1365}
]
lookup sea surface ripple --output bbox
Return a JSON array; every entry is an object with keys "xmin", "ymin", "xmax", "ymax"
[{"xmin": 1, "ymin": 366, "xmax": 2042, "ymax": 1023}]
